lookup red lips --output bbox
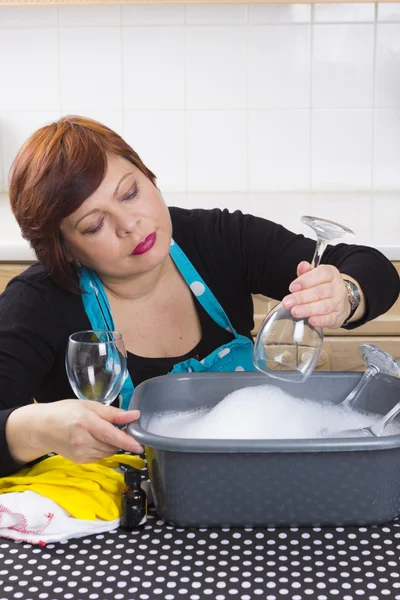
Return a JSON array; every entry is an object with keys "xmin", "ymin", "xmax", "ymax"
[{"xmin": 132, "ymin": 232, "xmax": 156, "ymax": 255}]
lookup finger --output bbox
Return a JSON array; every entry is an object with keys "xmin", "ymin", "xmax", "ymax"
[
  {"xmin": 92, "ymin": 440, "xmax": 119, "ymax": 454},
  {"xmin": 296, "ymin": 261, "xmax": 312, "ymax": 278},
  {"xmin": 291, "ymin": 299, "xmax": 336, "ymax": 319},
  {"xmin": 60, "ymin": 438, "xmax": 117, "ymax": 464},
  {"xmin": 282, "ymin": 283, "xmax": 334, "ymax": 310},
  {"xmin": 308, "ymin": 313, "xmax": 343, "ymax": 329},
  {"xmin": 75, "ymin": 448, "xmax": 117, "ymax": 464},
  {"xmin": 86, "ymin": 403, "xmax": 141, "ymax": 425},
  {"xmin": 88, "ymin": 413, "xmax": 144, "ymax": 454},
  {"xmin": 289, "ymin": 265, "xmax": 337, "ymax": 292}
]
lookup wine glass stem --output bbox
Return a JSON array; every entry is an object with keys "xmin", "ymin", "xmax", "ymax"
[
  {"xmin": 340, "ymin": 366, "xmax": 378, "ymax": 408},
  {"xmin": 370, "ymin": 401, "xmax": 400, "ymax": 437},
  {"xmin": 311, "ymin": 239, "xmax": 328, "ymax": 269}
]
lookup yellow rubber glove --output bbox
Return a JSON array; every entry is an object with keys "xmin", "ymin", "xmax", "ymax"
[{"xmin": 0, "ymin": 454, "xmax": 145, "ymax": 521}]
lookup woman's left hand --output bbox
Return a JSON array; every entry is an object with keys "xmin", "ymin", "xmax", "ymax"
[{"xmin": 282, "ymin": 261, "xmax": 350, "ymax": 329}]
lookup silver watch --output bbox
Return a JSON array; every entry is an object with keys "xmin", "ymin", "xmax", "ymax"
[{"xmin": 342, "ymin": 279, "xmax": 361, "ymax": 326}]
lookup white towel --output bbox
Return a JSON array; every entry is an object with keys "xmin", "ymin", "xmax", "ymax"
[{"xmin": 0, "ymin": 490, "xmax": 120, "ymax": 545}]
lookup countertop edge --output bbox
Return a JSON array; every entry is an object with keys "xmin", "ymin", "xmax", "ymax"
[{"xmin": 0, "ymin": 241, "xmax": 399, "ymax": 263}]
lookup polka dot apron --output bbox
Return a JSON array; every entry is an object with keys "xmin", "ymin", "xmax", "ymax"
[{"xmin": 79, "ymin": 239, "xmax": 257, "ymax": 410}]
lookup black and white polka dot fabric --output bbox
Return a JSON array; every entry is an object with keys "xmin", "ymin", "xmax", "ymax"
[{"xmin": 1, "ymin": 507, "xmax": 400, "ymax": 600}]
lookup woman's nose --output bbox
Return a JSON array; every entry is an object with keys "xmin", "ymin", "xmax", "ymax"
[{"xmin": 115, "ymin": 207, "xmax": 139, "ymax": 236}]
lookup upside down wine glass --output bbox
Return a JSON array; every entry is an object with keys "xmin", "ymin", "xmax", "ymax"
[
  {"xmin": 253, "ymin": 216, "xmax": 354, "ymax": 382},
  {"xmin": 66, "ymin": 330, "xmax": 127, "ymax": 406}
]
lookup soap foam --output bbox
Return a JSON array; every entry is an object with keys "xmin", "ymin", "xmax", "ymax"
[{"xmin": 147, "ymin": 384, "xmax": 400, "ymax": 440}]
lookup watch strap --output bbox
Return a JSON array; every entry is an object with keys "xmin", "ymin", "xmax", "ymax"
[{"xmin": 342, "ymin": 279, "xmax": 361, "ymax": 327}]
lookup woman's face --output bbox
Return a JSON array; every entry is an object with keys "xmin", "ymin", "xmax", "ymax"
[{"xmin": 61, "ymin": 155, "xmax": 172, "ymax": 280}]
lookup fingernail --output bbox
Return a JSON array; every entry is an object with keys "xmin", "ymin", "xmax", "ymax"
[
  {"xmin": 289, "ymin": 282, "xmax": 301, "ymax": 293},
  {"xmin": 292, "ymin": 307, "xmax": 304, "ymax": 318},
  {"xmin": 283, "ymin": 297, "xmax": 295, "ymax": 309},
  {"xmin": 135, "ymin": 446, "xmax": 144, "ymax": 454}
]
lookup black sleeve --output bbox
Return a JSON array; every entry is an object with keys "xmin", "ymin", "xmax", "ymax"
[
  {"xmin": 188, "ymin": 208, "xmax": 400, "ymax": 329},
  {"xmin": 0, "ymin": 277, "xmax": 60, "ymax": 477}
]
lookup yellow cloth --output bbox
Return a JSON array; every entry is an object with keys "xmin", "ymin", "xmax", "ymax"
[{"xmin": 0, "ymin": 454, "xmax": 145, "ymax": 521}]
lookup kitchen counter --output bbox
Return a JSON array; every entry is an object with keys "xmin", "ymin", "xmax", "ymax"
[
  {"xmin": 1, "ymin": 480, "xmax": 400, "ymax": 600},
  {"xmin": 1, "ymin": 191, "xmax": 399, "ymax": 262}
]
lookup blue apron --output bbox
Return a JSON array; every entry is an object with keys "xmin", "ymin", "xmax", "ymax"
[{"xmin": 79, "ymin": 239, "xmax": 256, "ymax": 410}]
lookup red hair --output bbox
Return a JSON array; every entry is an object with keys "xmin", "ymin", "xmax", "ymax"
[{"xmin": 9, "ymin": 115, "xmax": 156, "ymax": 292}]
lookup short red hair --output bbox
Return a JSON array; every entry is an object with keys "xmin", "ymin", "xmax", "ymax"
[{"xmin": 9, "ymin": 115, "xmax": 156, "ymax": 292}]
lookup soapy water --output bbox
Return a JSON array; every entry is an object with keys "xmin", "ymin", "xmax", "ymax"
[{"xmin": 147, "ymin": 384, "xmax": 400, "ymax": 440}]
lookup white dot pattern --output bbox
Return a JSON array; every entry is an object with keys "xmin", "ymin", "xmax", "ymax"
[
  {"xmin": 189, "ymin": 281, "xmax": 205, "ymax": 297},
  {"xmin": 217, "ymin": 348, "xmax": 230, "ymax": 358},
  {"xmin": 1, "ymin": 496, "xmax": 400, "ymax": 599}
]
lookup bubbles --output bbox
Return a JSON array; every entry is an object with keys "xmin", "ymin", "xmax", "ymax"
[{"xmin": 147, "ymin": 384, "xmax": 396, "ymax": 440}]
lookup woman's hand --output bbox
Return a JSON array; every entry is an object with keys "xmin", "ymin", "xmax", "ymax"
[
  {"xmin": 282, "ymin": 261, "xmax": 351, "ymax": 329},
  {"xmin": 6, "ymin": 400, "xmax": 144, "ymax": 466}
]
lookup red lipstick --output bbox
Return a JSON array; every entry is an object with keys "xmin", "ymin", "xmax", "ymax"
[{"xmin": 132, "ymin": 232, "xmax": 156, "ymax": 256}]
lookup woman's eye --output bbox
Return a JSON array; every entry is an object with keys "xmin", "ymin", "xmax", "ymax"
[
  {"xmin": 123, "ymin": 184, "xmax": 138, "ymax": 201},
  {"xmin": 85, "ymin": 218, "xmax": 104, "ymax": 234}
]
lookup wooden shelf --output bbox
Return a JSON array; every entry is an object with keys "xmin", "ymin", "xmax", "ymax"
[{"xmin": 0, "ymin": 0, "xmax": 396, "ymax": 6}]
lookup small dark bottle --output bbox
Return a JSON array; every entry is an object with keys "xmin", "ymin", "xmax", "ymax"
[{"xmin": 120, "ymin": 464, "xmax": 147, "ymax": 530}]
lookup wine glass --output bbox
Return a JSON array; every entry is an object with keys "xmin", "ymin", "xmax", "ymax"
[
  {"xmin": 253, "ymin": 216, "xmax": 354, "ymax": 382},
  {"xmin": 339, "ymin": 344, "xmax": 400, "ymax": 409},
  {"xmin": 66, "ymin": 330, "xmax": 127, "ymax": 405},
  {"xmin": 321, "ymin": 345, "xmax": 400, "ymax": 438}
]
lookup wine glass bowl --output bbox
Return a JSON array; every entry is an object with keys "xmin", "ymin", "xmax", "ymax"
[
  {"xmin": 253, "ymin": 312, "xmax": 323, "ymax": 382},
  {"xmin": 253, "ymin": 216, "xmax": 354, "ymax": 382},
  {"xmin": 301, "ymin": 216, "xmax": 354, "ymax": 243},
  {"xmin": 66, "ymin": 330, "xmax": 127, "ymax": 405}
]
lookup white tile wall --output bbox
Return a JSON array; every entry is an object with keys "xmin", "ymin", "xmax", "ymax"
[
  {"xmin": 374, "ymin": 109, "xmax": 400, "ymax": 189},
  {"xmin": 248, "ymin": 25, "xmax": 311, "ymax": 109},
  {"xmin": 59, "ymin": 5, "xmax": 121, "ymax": 27},
  {"xmin": 375, "ymin": 24, "xmax": 400, "ymax": 108},
  {"xmin": 60, "ymin": 27, "xmax": 122, "ymax": 111},
  {"xmin": 1, "ymin": 111, "xmax": 61, "ymax": 191},
  {"xmin": 248, "ymin": 109, "xmax": 310, "ymax": 191},
  {"xmin": 312, "ymin": 24, "xmax": 374, "ymax": 108},
  {"xmin": 0, "ymin": 28, "xmax": 59, "ymax": 111},
  {"xmin": 248, "ymin": 4, "xmax": 311, "ymax": 23},
  {"xmin": 186, "ymin": 110, "xmax": 247, "ymax": 191},
  {"xmin": 0, "ymin": 122, "xmax": 4, "ymax": 193},
  {"xmin": 311, "ymin": 109, "xmax": 373, "ymax": 189},
  {"xmin": 313, "ymin": 3, "xmax": 375, "ymax": 22},
  {"xmin": 124, "ymin": 110, "xmax": 186, "ymax": 192},
  {"xmin": 0, "ymin": 2, "xmax": 400, "ymax": 203},
  {"xmin": 185, "ymin": 26, "xmax": 246, "ymax": 109},
  {"xmin": 123, "ymin": 26, "xmax": 185, "ymax": 110}
]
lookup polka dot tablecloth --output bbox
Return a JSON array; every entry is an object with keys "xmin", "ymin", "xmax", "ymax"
[{"xmin": 1, "ymin": 506, "xmax": 400, "ymax": 600}]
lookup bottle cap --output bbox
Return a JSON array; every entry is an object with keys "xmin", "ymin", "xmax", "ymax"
[{"xmin": 120, "ymin": 463, "xmax": 141, "ymax": 486}]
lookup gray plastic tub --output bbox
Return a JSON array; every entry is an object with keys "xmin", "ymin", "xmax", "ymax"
[{"xmin": 127, "ymin": 371, "xmax": 400, "ymax": 528}]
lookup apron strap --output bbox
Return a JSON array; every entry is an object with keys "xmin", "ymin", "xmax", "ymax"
[
  {"xmin": 169, "ymin": 240, "xmax": 236, "ymax": 334},
  {"xmin": 78, "ymin": 240, "xmax": 241, "ymax": 410}
]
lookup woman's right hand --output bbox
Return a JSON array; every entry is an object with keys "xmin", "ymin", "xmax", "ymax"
[{"xmin": 6, "ymin": 400, "xmax": 144, "ymax": 466}]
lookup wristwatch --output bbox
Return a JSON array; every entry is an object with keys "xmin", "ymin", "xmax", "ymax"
[{"xmin": 342, "ymin": 279, "xmax": 361, "ymax": 326}]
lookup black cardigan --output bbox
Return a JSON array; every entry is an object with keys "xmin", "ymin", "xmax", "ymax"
[{"xmin": 0, "ymin": 207, "xmax": 398, "ymax": 476}]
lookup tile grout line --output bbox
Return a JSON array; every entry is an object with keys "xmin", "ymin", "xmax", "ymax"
[
  {"xmin": 120, "ymin": 5, "xmax": 125, "ymax": 135},
  {"xmin": 371, "ymin": 2, "xmax": 378, "ymax": 192},
  {"xmin": 0, "ymin": 116, "xmax": 4, "ymax": 193},
  {"xmin": 183, "ymin": 5, "xmax": 189, "ymax": 194},
  {"xmin": 309, "ymin": 4, "xmax": 314, "ymax": 194},
  {"xmin": 245, "ymin": 3, "xmax": 249, "ymax": 194},
  {"xmin": 57, "ymin": 6, "xmax": 62, "ymax": 118}
]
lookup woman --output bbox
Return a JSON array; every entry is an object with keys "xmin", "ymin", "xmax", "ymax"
[{"xmin": 1, "ymin": 116, "xmax": 398, "ymax": 477}]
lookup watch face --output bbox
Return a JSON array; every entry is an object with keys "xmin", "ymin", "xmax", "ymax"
[{"xmin": 345, "ymin": 279, "xmax": 361, "ymax": 310}]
